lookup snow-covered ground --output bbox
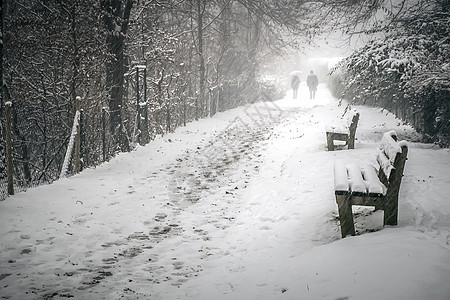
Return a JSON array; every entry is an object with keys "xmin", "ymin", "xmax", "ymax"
[{"xmin": 1, "ymin": 84, "xmax": 449, "ymax": 300}]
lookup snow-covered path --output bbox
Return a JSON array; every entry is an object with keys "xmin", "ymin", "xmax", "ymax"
[{"xmin": 1, "ymin": 85, "xmax": 450, "ymax": 300}]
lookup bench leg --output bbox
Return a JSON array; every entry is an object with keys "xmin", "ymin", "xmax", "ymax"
[
  {"xmin": 347, "ymin": 135, "xmax": 355, "ymax": 149},
  {"xmin": 326, "ymin": 132, "xmax": 335, "ymax": 151},
  {"xmin": 384, "ymin": 195, "xmax": 398, "ymax": 226},
  {"xmin": 336, "ymin": 194, "xmax": 355, "ymax": 238}
]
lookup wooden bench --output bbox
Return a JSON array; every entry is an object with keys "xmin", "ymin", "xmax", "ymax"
[
  {"xmin": 326, "ymin": 111, "xmax": 359, "ymax": 151},
  {"xmin": 334, "ymin": 130, "xmax": 408, "ymax": 238}
]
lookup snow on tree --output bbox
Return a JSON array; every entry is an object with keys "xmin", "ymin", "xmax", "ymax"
[{"xmin": 330, "ymin": 9, "xmax": 450, "ymax": 146}]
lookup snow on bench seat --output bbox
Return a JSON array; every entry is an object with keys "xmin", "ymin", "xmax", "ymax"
[
  {"xmin": 326, "ymin": 123, "xmax": 349, "ymax": 135},
  {"xmin": 334, "ymin": 161, "xmax": 386, "ymax": 197},
  {"xmin": 361, "ymin": 163, "xmax": 386, "ymax": 196}
]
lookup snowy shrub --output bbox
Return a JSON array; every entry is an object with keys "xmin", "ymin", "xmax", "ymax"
[
  {"xmin": 331, "ymin": 12, "xmax": 450, "ymax": 146},
  {"xmin": 257, "ymin": 75, "xmax": 286, "ymax": 102}
]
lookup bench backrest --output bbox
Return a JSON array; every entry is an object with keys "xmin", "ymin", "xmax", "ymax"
[
  {"xmin": 348, "ymin": 112, "xmax": 359, "ymax": 133},
  {"xmin": 348, "ymin": 112, "xmax": 359, "ymax": 148},
  {"xmin": 376, "ymin": 130, "xmax": 408, "ymax": 189}
]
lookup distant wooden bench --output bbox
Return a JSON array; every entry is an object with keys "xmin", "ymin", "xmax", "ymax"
[
  {"xmin": 334, "ymin": 130, "xmax": 408, "ymax": 238},
  {"xmin": 326, "ymin": 111, "xmax": 359, "ymax": 151}
]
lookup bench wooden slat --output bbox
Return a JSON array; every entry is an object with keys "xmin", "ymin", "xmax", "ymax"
[
  {"xmin": 351, "ymin": 194, "xmax": 385, "ymax": 209},
  {"xmin": 334, "ymin": 160, "xmax": 349, "ymax": 193},
  {"xmin": 327, "ymin": 132, "xmax": 349, "ymax": 141}
]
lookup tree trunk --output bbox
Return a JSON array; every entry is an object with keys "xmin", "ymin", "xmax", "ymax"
[
  {"xmin": 70, "ymin": 1, "xmax": 81, "ymax": 117},
  {"xmin": 102, "ymin": 0, "xmax": 133, "ymax": 152},
  {"xmin": 0, "ymin": 0, "xmax": 6, "ymax": 195},
  {"xmin": 5, "ymin": 102, "xmax": 13, "ymax": 195},
  {"xmin": 196, "ymin": 0, "xmax": 206, "ymax": 120},
  {"xmin": 1, "ymin": 0, "xmax": 4, "ymax": 118},
  {"xmin": 423, "ymin": 88, "xmax": 438, "ymax": 143},
  {"xmin": 247, "ymin": 11, "xmax": 261, "ymax": 103}
]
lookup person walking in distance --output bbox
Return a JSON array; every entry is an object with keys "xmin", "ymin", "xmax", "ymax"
[
  {"xmin": 306, "ymin": 70, "xmax": 318, "ymax": 99},
  {"xmin": 291, "ymin": 74, "xmax": 300, "ymax": 99}
]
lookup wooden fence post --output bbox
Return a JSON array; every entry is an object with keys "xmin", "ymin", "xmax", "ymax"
[
  {"xmin": 74, "ymin": 96, "xmax": 81, "ymax": 173},
  {"xmin": 5, "ymin": 102, "xmax": 14, "ymax": 195},
  {"xmin": 141, "ymin": 102, "xmax": 149, "ymax": 145},
  {"xmin": 136, "ymin": 66, "xmax": 141, "ymax": 145},
  {"xmin": 142, "ymin": 67, "xmax": 149, "ymax": 145},
  {"xmin": 79, "ymin": 108, "xmax": 84, "ymax": 171},
  {"xmin": 183, "ymin": 96, "xmax": 187, "ymax": 127},
  {"xmin": 59, "ymin": 110, "xmax": 81, "ymax": 179}
]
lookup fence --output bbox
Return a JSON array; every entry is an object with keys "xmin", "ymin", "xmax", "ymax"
[
  {"xmin": 0, "ymin": 96, "xmax": 153, "ymax": 201},
  {"xmin": 0, "ymin": 75, "xmax": 285, "ymax": 201}
]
